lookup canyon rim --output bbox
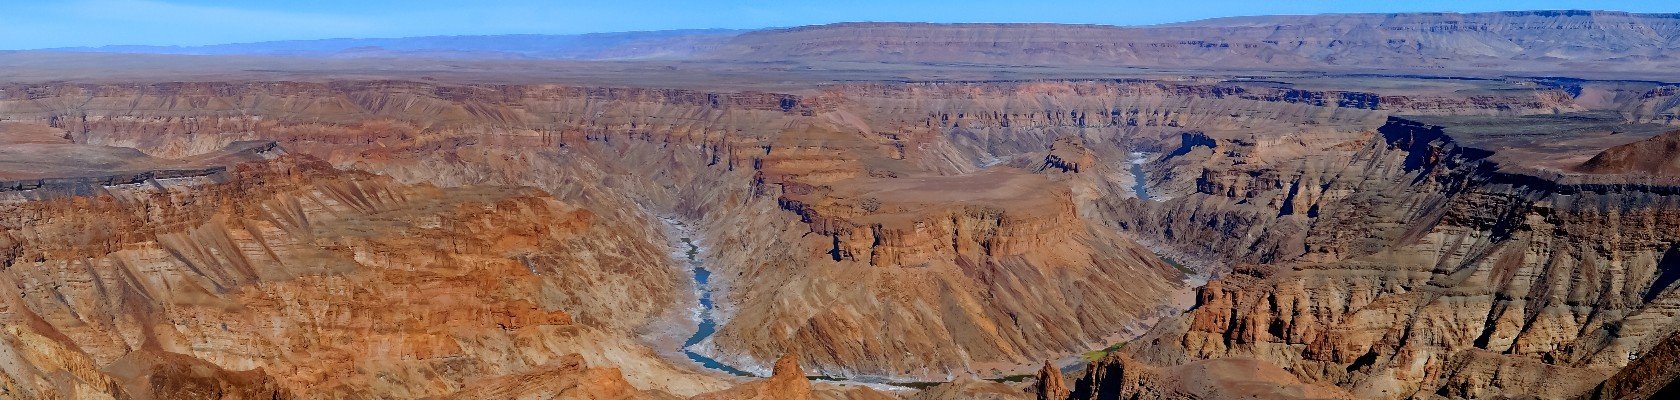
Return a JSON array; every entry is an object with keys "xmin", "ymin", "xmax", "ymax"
[{"xmin": 2, "ymin": 3, "xmax": 1680, "ymax": 399}]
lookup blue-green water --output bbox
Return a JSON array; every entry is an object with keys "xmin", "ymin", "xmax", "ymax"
[{"xmin": 679, "ymin": 237, "xmax": 758, "ymax": 377}]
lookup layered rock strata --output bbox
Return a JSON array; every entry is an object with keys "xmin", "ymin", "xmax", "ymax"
[
  {"xmin": 1068, "ymin": 115, "xmax": 1680, "ymax": 399},
  {"xmin": 0, "ymin": 75, "xmax": 1654, "ymax": 391},
  {"xmin": 0, "ymin": 151, "xmax": 720, "ymax": 398}
]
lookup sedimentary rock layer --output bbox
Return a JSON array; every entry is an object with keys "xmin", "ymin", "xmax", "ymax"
[
  {"xmin": 0, "ymin": 151, "xmax": 719, "ymax": 398},
  {"xmin": 0, "ymin": 78, "xmax": 1435, "ymax": 379},
  {"xmin": 3, "ymin": 72, "xmax": 1672, "ymax": 397},
  {"xmin": 1068, "ymin": 114, "xmax": 1680, "ymax": 399}
]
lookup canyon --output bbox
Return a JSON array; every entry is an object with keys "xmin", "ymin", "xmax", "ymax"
[{"xmin": 2, "ymin": 9, "xmax": 1680, "ymax": 400}]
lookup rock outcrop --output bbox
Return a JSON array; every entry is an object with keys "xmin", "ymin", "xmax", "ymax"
[
  {"xmin": 692, "ymin": 353, "xmax": 892, "ymax": 400},
  {"xmin": 1069, "ymin": 113, "xmax": 1680, "ymax": 398},
  {"xmin": 1069, "ymin": 353, "xmax": 1351, "ymax": 399},
  {"xmin": 1039, "ymin": 137, "xmax": 1094, "ymax": 174},
  {"xmin": 1032, "ymin": 362, "xmax": 1068, "ymax": 400}
]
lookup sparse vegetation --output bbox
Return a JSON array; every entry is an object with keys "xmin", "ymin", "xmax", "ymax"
[
  {"xmin": 1082, "ymin": 342, "xmax": 1127, "ymax": 362},
  {"xmin": 1158, "ymin": 255, "xmax": 1193, "ymax": 275},
  {"xmin": 987, "ymin": 374, "xmax": 1033, "ymax": 383},
  {"xmin": 885, "ymin": 381, "xmax": 945, "ymax": 389}
]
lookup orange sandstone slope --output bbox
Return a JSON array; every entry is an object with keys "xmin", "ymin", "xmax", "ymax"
[{"xmin": 0, "ymin": 138, "xmax": 722, "ymax": 397}]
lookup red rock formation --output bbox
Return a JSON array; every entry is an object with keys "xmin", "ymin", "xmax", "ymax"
[
  {"xmin": 1033, "ymin": 361, "xmax": 1068, "ymax": 400},
  {"xmin": 1039, "ymin": 137, "xmax": 1095, "ymax": 174}
]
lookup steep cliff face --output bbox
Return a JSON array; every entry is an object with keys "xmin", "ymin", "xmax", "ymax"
[
  {"xmin": 722, "ymin": 168, "xmax": 1186, "ymax": 378},
  {"xmin": 1070, "ymin": 115, "xmax": 1680, "ymax": 399},
  {"xmin": 1621, "ymin": 85, "xmax": 1680, "ymax": 126}
]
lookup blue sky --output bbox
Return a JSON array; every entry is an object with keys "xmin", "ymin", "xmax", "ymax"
[{"xmin": 0, "ymin": 0, "xmax": 1672, "ymax": 49}]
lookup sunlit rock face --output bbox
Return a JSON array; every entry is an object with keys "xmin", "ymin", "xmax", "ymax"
[
  {"xmin": 1, "ymin": 80, "xmax": 1272, "ymax": 381},
  {"xmin": 1066, "ymin": 113, "xmax": 1680, "ymax": 399},
  {"xmin": 5, "ymin": 30, "xmax": 1680, "ymax": 398},
  {"xmin": 0, "ymin": 148, "xmax": 718, "ymax": 398},
  {"xmin": 0, "ymin": 76, "xmax": 1399, "ymax": 383}
]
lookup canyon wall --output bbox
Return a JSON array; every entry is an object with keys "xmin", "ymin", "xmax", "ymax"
[
  {"xmin": 1068, "ymin": 114, "xmax": 1680, "ymax": 399},
  {"xmin": 0, "ymin": 73, "xmax": 1665, "ymax": 396},
  {"xmin": 0, "ymin": 148, "xmax": 721, "ymax": 398},
  {"xmin": 6, "ymin": 10, "xmax": 1680, "ymax": 398},
  {"xmin": 0, "ymin": 80, "xmax": 1221, "ymax": 380}
]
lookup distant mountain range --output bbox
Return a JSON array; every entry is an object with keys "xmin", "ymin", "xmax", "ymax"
[
  {"xmin": 47, "ymin": 29, "xmax": 746, "ymax": 60},
  {"xmin": 39, "ymin": 10, "xmax": 1680, "ymax": 76}
]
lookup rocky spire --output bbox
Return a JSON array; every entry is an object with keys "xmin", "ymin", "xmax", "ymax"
[
  {"xmin": 765, "ymin": 352, "xmax": 814, "ymax": 400},
  {"xmin": 1034, "ymin": 361, "xmax": 1069, "ymax": 400}
]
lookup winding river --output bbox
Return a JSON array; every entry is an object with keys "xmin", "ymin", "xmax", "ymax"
[
  {"xmin": 663, "ymin": 151, "xmax": 1170, "ymax": 384},
  {"xmin": 664, "ymin": 218, "xmax": 932, "ymax": 389},
  {"xmin": 676, "ymin": 235, "xmax": 758, "ymax": 377}
]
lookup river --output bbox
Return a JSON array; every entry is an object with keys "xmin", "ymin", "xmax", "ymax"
[
  {"xmin": 1129, "ymin": 151, "xmax": 1152, "ymax": 200},
  {"xmin": 661, "ymin": 218, "xmax": 938, "ymax": 390},
  {"xmin": 665, "ymin": 221, "xmax": 759, "ymax": 377},
  {"xmin": 660, "ymin": 150, "xmax": 1173, "ymax": 384}
]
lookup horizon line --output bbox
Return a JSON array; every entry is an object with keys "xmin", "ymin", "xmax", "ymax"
[{"xmin": 24, "ymin": 8, "xmax": 1674, "ymax": 52}]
